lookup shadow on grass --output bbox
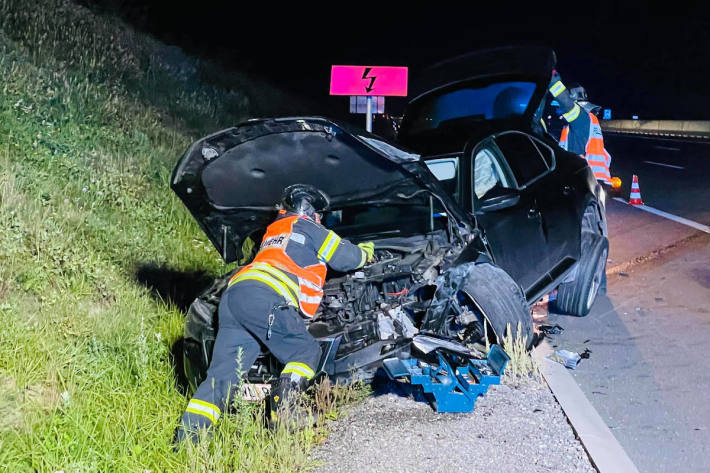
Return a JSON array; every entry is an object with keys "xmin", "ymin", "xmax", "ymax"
[
  {"xmin": 169, "ymin": 338, "xmax": 191, "ymax": 396},
  {"xmin": 134, "ymin": 263, "xmax": 214, "ymax": 395},
  {"xmin": 134, "ymin": 262, "xmax": 214, "ymax": 312}
]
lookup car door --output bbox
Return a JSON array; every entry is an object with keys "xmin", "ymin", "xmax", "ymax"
[
  {"xmin": 492, "ymin": 131, "xmax": 579, "ymax": 287},
  {"xmin": 470, "ymin": 133, "xmax": 550, "ymax": 293}
]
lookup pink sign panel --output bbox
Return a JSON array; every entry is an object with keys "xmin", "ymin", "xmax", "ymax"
[{"xmin": 330, "ymin": 65, "xmax": 408, "ymax": 97}]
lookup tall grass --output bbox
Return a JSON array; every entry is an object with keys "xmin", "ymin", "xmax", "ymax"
[
  {"xmin": 502, "ymin": 322, "xmax": 541, "ymax": 384},
  {"xmin": 0, "ymin": 1, "xmax": 322, "ymax": 471}
]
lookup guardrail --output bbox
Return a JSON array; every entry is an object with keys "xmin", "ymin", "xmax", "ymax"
[{"xmin": 601, "ymin": 120, "xmax": 710, "ymax": 139}]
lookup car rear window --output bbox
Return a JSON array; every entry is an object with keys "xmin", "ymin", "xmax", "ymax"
[{"xmin": 401, "ymin": 81, "xmax": 536, "ymax": 136}]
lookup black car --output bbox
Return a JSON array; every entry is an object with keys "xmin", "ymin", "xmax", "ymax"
[{"xmin": 172, "ymin": 47, "xmax": 608, "ymax": 391}]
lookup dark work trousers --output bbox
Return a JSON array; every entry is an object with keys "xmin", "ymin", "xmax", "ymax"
[{"xmin": 179, "ymin": 281, "xmax": 322, "ymax": 433}]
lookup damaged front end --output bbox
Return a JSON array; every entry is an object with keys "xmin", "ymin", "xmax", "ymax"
[{"xmin": 182, "ymin": 229, "xmax": 496, "ymax": 391}]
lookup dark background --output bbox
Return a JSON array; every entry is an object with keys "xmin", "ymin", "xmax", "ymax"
[{"xmin": 80, "ymin": 1, "xmax": 710, "ymax": 121}]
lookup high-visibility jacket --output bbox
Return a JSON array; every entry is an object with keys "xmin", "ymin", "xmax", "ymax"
[
  {"xmin": 228, "ymin": 214, "xmax": 365, "ymax": 318},
  {"xmin": 559, "ymin": 112, "xmax": 612, "ymax": 185}
]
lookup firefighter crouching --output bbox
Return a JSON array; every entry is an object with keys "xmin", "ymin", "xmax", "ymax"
[{"xmin": 176, "ymin": 184, "xmax": 375, "ymax": 442}]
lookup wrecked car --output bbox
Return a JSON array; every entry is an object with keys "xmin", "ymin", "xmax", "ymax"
[{"xmin": 171, "ymin": 46, "xmax": 608, "ymax": 391}]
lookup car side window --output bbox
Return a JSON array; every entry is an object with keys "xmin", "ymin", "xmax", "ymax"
[
  {"xmin": 473, "ymin": 147, "xmax": 514, "ymax": 199},
  {"xmin": 425, "ymin": 156, "xmax": 460, "ymax": 202},
  {"xmin": 494, "ymin": 131, "xmax": 552, "ymax": 187}
]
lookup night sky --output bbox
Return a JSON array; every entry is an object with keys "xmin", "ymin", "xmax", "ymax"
[{"xmin": 82, "ymin": 1, "xmax": 710, "ymax": 121}]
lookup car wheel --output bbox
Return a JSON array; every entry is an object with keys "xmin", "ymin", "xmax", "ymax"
[
  {"xmin": 553, "ymin": 231, "xmax": 609, "ymax": 317},
  {"xmin": 459, "ymin": 263, "xmax": 534, "ymax": 349}
]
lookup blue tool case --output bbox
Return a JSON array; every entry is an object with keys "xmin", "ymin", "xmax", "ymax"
[{"xmin": 383, "ymin": 344, "xmax": 510, "ymax": 413}]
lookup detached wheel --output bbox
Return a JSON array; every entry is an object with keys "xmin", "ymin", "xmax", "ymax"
[
  {"xmin": 553, "ymin": 231, "xmax": 609, "ymax": 317},
  {"xmin": 460, "ymin": 263, "xmax": 533, "ymax": 349}
]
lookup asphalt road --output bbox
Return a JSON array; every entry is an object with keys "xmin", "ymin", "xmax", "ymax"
[
  {"xmin": 544, "ymin": 146, "xmax": 710, "ymax": 473},
  {"xmin": 604, "ymin": 134, "xmax": 710, "ymax": 225}
]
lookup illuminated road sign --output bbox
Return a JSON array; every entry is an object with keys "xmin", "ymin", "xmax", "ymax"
[{"xmin": 330, "ymin": 66, "xmax": 408, "ymax": 96}]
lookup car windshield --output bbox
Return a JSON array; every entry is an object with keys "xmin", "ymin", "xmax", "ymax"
[
  {"xmin": 402, "ymin": 81, "xmax": 536, "ymax": 136},
  {"xmin": 322, "ymin": 201, "xmax": 447, "ymax": 240}
]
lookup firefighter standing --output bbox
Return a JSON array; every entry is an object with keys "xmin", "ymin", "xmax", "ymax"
[
  {"xmin": 548, "ymin": 70, "xmax": 613, "ymax": 185},
  {"xmin": 176, "ymin": 184, "xmax": 375, "ymax": 442}
]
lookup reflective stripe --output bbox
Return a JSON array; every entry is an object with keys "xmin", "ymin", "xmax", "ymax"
[
  {"xmin": 251, "ymin": 262, "xmax": 299, "ymax": 294},
  {"xmin": 563, "ymin": 104, "xmax": 581, "ymax": 122},
  {"xmin": 298, "ymin": 277, "xmax": 321, "ymax": 291},
  {"xmin": 282, "ymin": 362, "xmax": 315, "ymax": 380},
  {"xmin": 231, "ymin": 271, "xmax": 298, "ymax": 306},
  {"xmin": 299, "ymin": 293, "xmax": 322, "ymax": 304},
  {"xmin": 318, "ymin": 231, "xmax": 341, "ymax": 262},
  {"xmin": 549, "ymin": 80, "xmax": 566, "ymax": 97},
  {"xmin": 186, "ymin": 399, "xmax": 221, "ymax": 424}
]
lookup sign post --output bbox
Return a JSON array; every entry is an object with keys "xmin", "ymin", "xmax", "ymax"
[
  {"xmin": 330, "ymin": 65, "xmax": 408, "ymax": 132},
  {"xmin": 366, "ymin": 96, "xmax": 373, "ymax": 132}
]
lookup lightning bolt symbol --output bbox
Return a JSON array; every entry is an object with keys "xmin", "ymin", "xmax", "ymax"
[{"xmin": 362, "ymin": 67, "xmax": 377, "ymax": 93}]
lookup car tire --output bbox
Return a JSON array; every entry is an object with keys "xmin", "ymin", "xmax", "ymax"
[
  {"xmin": 461, "ymin": 263, "xmax": 533, "ymax": 349},
  {"xmin": 553, "ymin": 231, "xmax": 609, "ymax": 317}
]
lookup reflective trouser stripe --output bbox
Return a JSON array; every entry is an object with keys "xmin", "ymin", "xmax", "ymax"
[
  {"xmin": 563, "ymin": 104, "xmax": 581, "ymax": 122},
  {"xmin": 549, "ymin": 80, "xmax": 566, "ymax": 97},
  {"xmin": 282, "ymin": 361, "xmax": 315, "ymax": 380},
  {"xmin": 186, "ymin": 399, "xmax": 221, "ymax": 424},
  {"xmin": 230, "ymin": 271, "xmax": 298, "ymax": 307},
  {"xmin": 318, "ymin": 231, "xmax": 341, "ymax": 262}
]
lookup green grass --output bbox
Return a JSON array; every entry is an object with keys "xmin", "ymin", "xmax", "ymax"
[{"xmin": 0, "ymin": 1, "xmax": 331, "ymax": 471}]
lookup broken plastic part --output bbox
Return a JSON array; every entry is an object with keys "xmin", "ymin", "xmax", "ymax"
[
  {"xmin": 538, "ymin": 324, "xmax": 564, "ymax": 335},
  {"xmin": 549, "ymin": 349, "xmax": 582, "ymax": 369}
]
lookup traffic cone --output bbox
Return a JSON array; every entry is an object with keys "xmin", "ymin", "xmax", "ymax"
[{"xmin": 629, "ymin": 174, "xmax": 644, "ymax": 206}]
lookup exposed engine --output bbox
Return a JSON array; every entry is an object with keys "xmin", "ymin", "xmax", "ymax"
[{"xmin": 308, "ymin": 236, "xmax": 450, "ymax": 359}]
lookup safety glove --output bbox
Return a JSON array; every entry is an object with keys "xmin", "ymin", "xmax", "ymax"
[{"xmin": 357, "ymin": 241, "xmax": 375, "ymax": 263}]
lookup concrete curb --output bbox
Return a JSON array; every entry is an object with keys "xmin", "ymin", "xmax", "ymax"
[{"xmin": 533, "ymin": 342, "xmax": 640, "ymax": 473}]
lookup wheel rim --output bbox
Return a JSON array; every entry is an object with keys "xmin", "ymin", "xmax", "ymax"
[{"xmin": 586, "ymin": 248, "xmax": 608, "ymax": 310}]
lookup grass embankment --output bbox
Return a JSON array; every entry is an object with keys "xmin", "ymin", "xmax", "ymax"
[{"xmin": 0, "ymin": 1, "xmax": 352, "ymax": 471}]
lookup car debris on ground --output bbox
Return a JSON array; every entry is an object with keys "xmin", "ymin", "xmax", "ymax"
[
  {"xmin": 548, "ymin": 347, "xmax": 592, "ymax": 370},
  {"xmin": 538, "ymin": 324, "xmax": 565, "ymax": 335},
  {"xmin": 550, "ymin": 350, "xmax": 583, "ymax": 369}
]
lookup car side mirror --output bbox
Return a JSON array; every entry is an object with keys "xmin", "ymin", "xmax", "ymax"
[{"xmin": 477, "ymin": 186, "xmax": 520, "ymax": 212}]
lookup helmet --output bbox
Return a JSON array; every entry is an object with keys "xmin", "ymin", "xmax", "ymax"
[
  {"xmin": 280, "ymin": 184, "xmax": 330, "ymax": 219},
  {"xmin": 492, "ymin": 86, "xmax": 529, "ymax": 118},
  {"xmin": 567, "ymin": 82, "xmax": 589, "ymax": 102}
]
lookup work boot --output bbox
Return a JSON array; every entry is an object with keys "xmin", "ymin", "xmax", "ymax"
[{"xmin": 267, "ymin": 374, "xmax": 316, "ymax": 431}]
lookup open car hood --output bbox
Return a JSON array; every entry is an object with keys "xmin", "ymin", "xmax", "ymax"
[
  {"xmin": 398, "ymin": 46, "xmax": 556, "ymax": 153},
  {"xmin": 171, "ymin": 117, "xmax": 470, "ymax": 263}
]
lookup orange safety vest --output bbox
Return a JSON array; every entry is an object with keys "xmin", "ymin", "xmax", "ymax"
[
  {"xmin": 228, "ymin": 215, "xmax": 327, "ymax": 318},
  {"xmin": 559, "ymin": 113, "xmax": 612, "ymax": 184}
]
